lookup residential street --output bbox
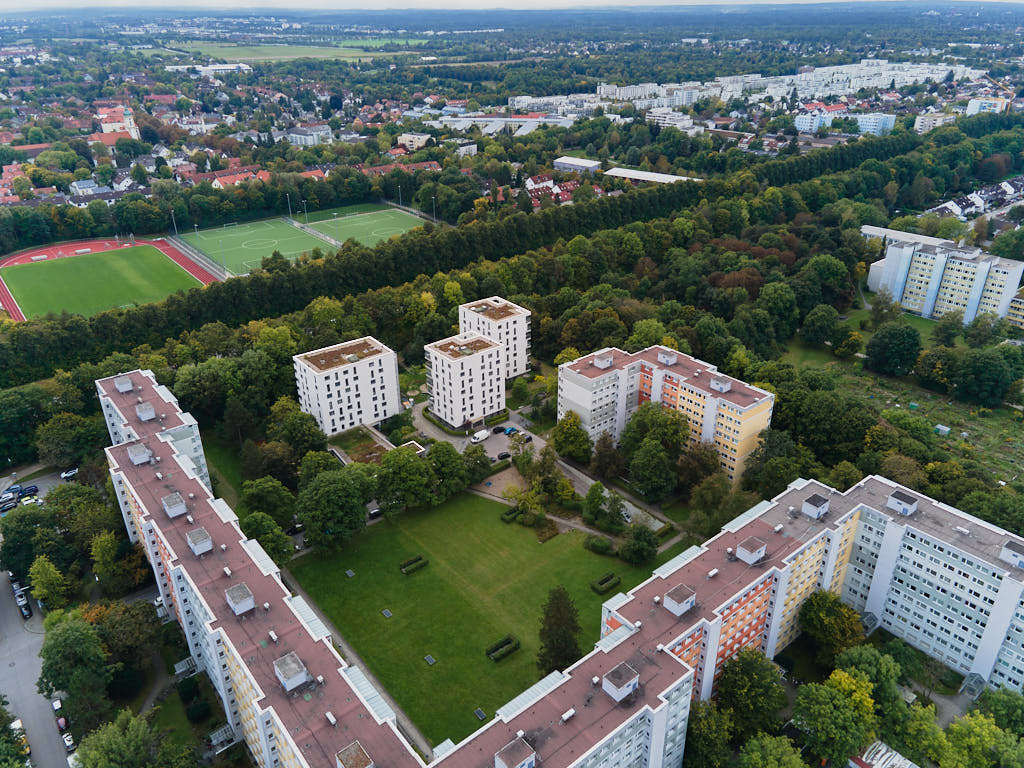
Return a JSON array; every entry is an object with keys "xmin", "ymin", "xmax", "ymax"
[{"xmin": 0, "ymin": 571, "xmax": 67, "ymax": 768}]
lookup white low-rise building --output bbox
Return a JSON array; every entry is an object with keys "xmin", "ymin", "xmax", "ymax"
[
  {"xmin": 458, "ymin": 296, "xmax": 531, "ymax": 378},
  {"xmin": 293, "ymin": 337, "xmax": 401, "ymax": 436},
  {"xmin": 425, "ymin": 333, "xmax": 505, "ymax": 428},
  {"xmin": 553, "ymin": 156, "xmax": 601, "ymax": 175}
]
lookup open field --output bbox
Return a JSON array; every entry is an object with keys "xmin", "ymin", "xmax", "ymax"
[
  {"xmin": 290, "ymin": 493, "xmax": 687, "ymax": 744},
  {"xmin": 182, "ymin": 218, "xmax": 331, "ymax": 276},
  {"xmin": 0, "ymin": 244, "xmax": 199, "ymax": 318},
  {"xmin": 170, "ymin": 41, "xmax": 400, "ymax": 61},
  {"xmin": 307, "ymin": 206, "xmax": 424, "ymax": 247}
]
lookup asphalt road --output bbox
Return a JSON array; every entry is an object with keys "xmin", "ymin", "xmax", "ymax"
[{"xmin": 0, "ymin": 571, "xmax": 68, "ymax": 768}]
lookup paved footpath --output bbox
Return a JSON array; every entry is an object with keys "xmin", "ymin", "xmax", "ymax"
[{"xmin": 281, "ymin": 569, "xmax": 434, "ymax": 761}]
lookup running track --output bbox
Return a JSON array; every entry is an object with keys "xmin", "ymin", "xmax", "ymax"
[{"xmin": 0, "ymin": 238, "xmax": 218, "ymax": 321}]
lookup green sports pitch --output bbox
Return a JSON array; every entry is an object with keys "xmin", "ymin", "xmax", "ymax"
[
  {"xmin": 1, "ymin": 245, "xmax": 200, "ymax": 318},
  {"xmin": 182, "ymin": 218, "xmax": 333, "ymax": 276},
  {"xmin": 305, "ymin": 205, "xmax": 424, "ymax": 247}
]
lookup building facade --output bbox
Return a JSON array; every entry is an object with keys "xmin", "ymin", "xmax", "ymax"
[
  {"xmin": 864, "ymin": 226, "xmax": 1024, "ymax": 323},
  {"xmin": 97, "ymin": 368, "xmax": 1024, "ymax": 768},
  {"xmin": 557, "ymin": 346, "xmax": 774, "ymax": 481},
  {"xmin": 425, "ymin": 333, "xmax": 505, "ymax": 428},
  {"xmin": 853, "ymin": 113, "xmax": 897, "ymax": 136},
  {"xmin": 458, "ymin": 296, "xmax": 531, "ymax": 379},
  {"xmin": 914, "ymin": 113, "xmax": 957, "ymax": 134},
  {"xmin": 553, "ymin": 156, "xmax": 602, "ymax": 175},
  {"xmin": 967, "ymin": 97, "xmax": 1012, "ymax": 116},
  {"xmin": 1008, "ymin": 289, "xmax": 1024, "ymax": 331},
  {"xmin": 293, "ymin": 337, "xmax": 402, "ymax": 436}
]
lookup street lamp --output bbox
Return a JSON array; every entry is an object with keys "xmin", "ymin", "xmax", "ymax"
[
  {"xmin": 170, "ymin": 207, "xmax": 178, "ymax": 236},
  {"xmin": 398, "ymin": 186, "xmax": 402, "ymax": 207},
  {"xmin": 303, "ymin": 199, "xmax": 308, "ymax": 226},
  {"xmin": 286, "ymin": 192, "xmax": 293, "ymax": 219},
  {"xmin": 431, "ymin": 195, "xmax": 437, "ymax": 224}
]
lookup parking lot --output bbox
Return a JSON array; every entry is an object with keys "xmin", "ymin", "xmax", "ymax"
[{"xmin": 473, "ymin": 426, "xmax": 538, "ymax": 461}]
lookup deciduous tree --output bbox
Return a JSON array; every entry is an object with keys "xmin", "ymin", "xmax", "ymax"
[
  {"xmin": 735, "ymin": 734, "xmax": 806, "ymax": 768},
  {"xmin": 240, "ymin": 512, "xmax": 293, "ymax": 563},
  {"xmin": 865, "ymin": 322, "xmax": 921, "ymax": 376},
  {"xmin": 716, "ymin": 649, "xmax": 787, "ymax": 741},
  {"xmin": 552, "ymin": 411, "xmax": 593, "ymax": 464},
  {"xmin": 682, "ymin": 701, "xmax": 732, "ymax": 768},
  {"xmin": 798, "ymin": 590, "xmax": 865, "ymax": 663},
  {"xmin": 29, "ymin": 554, "xmax": 71, "ymax": 610}
]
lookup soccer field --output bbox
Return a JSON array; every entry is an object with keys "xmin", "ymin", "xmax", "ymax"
[
  {"xmin": 182, "ymin": 218, "xmax": 332, "ymax": 276},
  {"xmin": 306, "ymin": 206, "xmax": 423, "ymax": 247},
  {"xmin": 0, "ymin": 245, "xmax": 200, "ymax": 318}
]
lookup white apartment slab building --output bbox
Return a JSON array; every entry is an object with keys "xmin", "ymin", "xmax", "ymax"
[
  {"xmin": 914, "ymin": 113, "xmax": 957, "ymax": 134},
  {"xmin": 863, "ymin": 226, "xmax": 1024, "ymax": 323},
  {"xmin": 425, "ymin": 333, "xmax": 505, "ymax": 428},
  {"xmin": 557, "ymin": 346, "xmax": 774, "ymax": 481},
  {"xmin": 293, "ymin": 337, "xmax": 401, "ymax": 436},
  {"xmin": 967, "ymin": 97, "xmax": 1012, "ymax": 116},
  {"xmin": 458, "ymin": 296, "xmax": 531, "ymax": 378},
  {"xmin": 97, "ymin": 367, "xmax": 1024, "ymax": 768}
]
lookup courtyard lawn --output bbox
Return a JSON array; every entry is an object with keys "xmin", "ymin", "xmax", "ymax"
[
  {"xmin": 306, "ymin": 206, "xmax": 423, "ymax": 247},
  {"xmin": 182, "ymin": 218, "xmax": 332, "ymax": 276},
  {"xmin": 290, "ymin": 493, "xmax": 685, "ymax": 744},
  {"xmin": 0, "ymin": 245, "xmax": 199, "ymax": 318},
  {"xmin": 201, "ymin": 431, "xmax": 243, "ymax": 508}
]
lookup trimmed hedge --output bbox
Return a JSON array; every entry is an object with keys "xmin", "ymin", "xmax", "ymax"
[
  {"xmin": 584, "ymin": 535, "xmax": 614, "ymax": 555},
  {"xmin": 488, "ymin": 459, "xmax": 512, "ymax": 476},
  {"xmin": 484, "ymin": 409, "xmax": 510, "ymax": 426},
  {"xmin": 400, "ymin": 555, "xmax": 428, "ymax": 574},
  {"xmin": 422, "ymin": 409, "xmax": 467, "ymax": 436},
  {"xmin": 655, "ymin": 523, "xmax": 676, "ymax": 540},
  {"xmin": 590, "ymin": 571, "xmax": 621, "ymax": 595},
  {"xmin": 500, "ymin": 508, "xmax": 520, "ymax": 523},
  {"xmin": 485, "ymin": 635, "xmax": 521, "ymax": 662}
]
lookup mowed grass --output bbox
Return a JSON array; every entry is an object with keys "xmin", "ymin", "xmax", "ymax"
[
  {"xmin": 182, "ymin": 218, "xmax": 331, "ymax": 276},
  {"xmin": 307, "ymin": 207, "xmax": 423, "ymax": 247},
  {"xmin": 170, "ymin": 41, "xmax": 389, "ymax": 61},
  {"xmin": 0, "ymin": 245, "xmax": 199, "ymax": 318},
  {"xmin": 290, "ymin": 493, "xmax": 687, "ymax": 744}
]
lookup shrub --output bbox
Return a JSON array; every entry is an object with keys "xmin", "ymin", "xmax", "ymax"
[
  {"xmin": 517, "ymin": 511, "xmax": 538, "ymax": 527},
  {"xmin": 488, "ymin": 459, "xmax": 511, "ymax": 475},
  {"xmin": 399, "ymin": 555, "xmax": 423, "ymax": 570},
  {"xmin": 590, "ymin": 571, "xmax": 621, "ymax": 594},
  {"xmin": 500, "ymin": 507, "xmax": 520, "ymax": 523},
  {"xmin": 584, "ymin": 535, "xmax": 614, "ymax": 555},
  {"xmin": 655, "ymin": 523, "xmax": 676, "ymax": 540},
  {"xmin": 402, "ymin": 559, "xmax": 428, "ymax": 574},
  {"xmin": 485, "ymin": 635, "xmax": 521, "ymax": 661},
  {"xmin": 484, "ymin": 409, "xmax": 510, "ymax": 426},
  {"xmin": 178, "ymin": 676, "xmax": 200, "ymax": 704},
  {"xmin": 186, "ymin": 698, "xmax": 211, "ymax": 723}
]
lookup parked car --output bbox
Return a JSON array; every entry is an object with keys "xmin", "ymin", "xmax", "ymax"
[
  {"xmin": 0, "ymin": 501, "xmax": 16, "ymax": 515},
  {"xmin": 16, "ymin": 486, "xmax": 37, "ymax": 499},
  {"xmin": 19, "ymin": 603, "xmax": 32, "ymax": 620},
  {"xmin": 10, "ymin": 581, "xmax": 22, "ymax": 595},
  {"xmin": 20, "ymin": 496, "xmax": 39, "ymax": 506},
  {"xmin": 0, "ymin": 492, "xmax": 14, "ymax": 506},
  {"xmin": 367, "ymin": 508, "xmax": 383, "ymax": 520},
  {"xmin": 504, "ymin": 427, "xmax": 518, "ymax": 435},
  {"xmin": 14, "ymin": 591, "xmax": 28, "ymax": 607},
  {"xmin": 62, "ymin": 732, "xmax": 75, "ymax": 752},
  {"xmin": 59, "ymin": 468, "xmax": 78, "ymax": 480},
  {"xmin": 3, "ymin": 485, "xmax": 21, "ymax": 496},
  {"xmin": 285, "ymin": 522, "xmax": 304, "ymax": 536},
  {"xmin": 492, "ymin": 426, "xmax": 505, "ymax": 434},
  {"xmin": 523, "ymin": 434, "xmax": 533, "ymax": 443},
  {"xmin": 497, "ymin": 452, "xmax": 511, "ymax": 460}
]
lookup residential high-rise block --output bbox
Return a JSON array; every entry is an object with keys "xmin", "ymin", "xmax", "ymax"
[
  {"xmin": 458, "ymin": 296, "xmax": 531, "ymax": 379},
  {"xmin": 557, "ymin": 346, "xmax": 774, "ymax": 481},
  {"xmin": 293, "ymin": 337, "xmax": 401, "ymax": 436},
  {"xmin": 425, "ymin": 333, "xmax": 505, "ymax": 428}
]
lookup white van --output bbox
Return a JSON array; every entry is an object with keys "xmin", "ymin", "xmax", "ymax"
[{"xmin": 470, "ymin": 429, "xmax": 490, "ymax": 444}]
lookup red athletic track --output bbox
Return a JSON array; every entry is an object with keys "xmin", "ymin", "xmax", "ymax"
[{"xmin": 0, "ymin": 237, "xmax": 218, "ymax": 321}]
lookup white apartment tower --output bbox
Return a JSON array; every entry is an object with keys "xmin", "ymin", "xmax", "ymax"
[
  {"xmin": 458, "ymin": 296, "xmax": 531, "ymax": 378},
  {"xmin": 293, "ymin": 337, "xmax": 401, "ymax": 436},
  {"xmin": 863, "ymin": 226, "xmax": 1024, "ymax": 323},
  {"xmin": 425, "ymin": 333, "xmax": 505, "ymax": 428}
]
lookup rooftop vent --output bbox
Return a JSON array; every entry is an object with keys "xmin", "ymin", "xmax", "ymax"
[
  {"xmin": 263, "ymin": 602, "xmax": 271, "ymax": 611},
  {"xmin": 223, "ymin": 566, "xmax": 232, "ymax": 578},
  {"xmin": 494, "ymin": 736, "xmax": 535, "ymax": 768},
  {"xmin": 774, "ymin": 523, "xmax": 784, "ymax": 534},
  {"xmin": 886, "ymin": 489, "xmax": 919, "ymax": 517},
  {"xmin": 268, "ymin": 630, "xmax": 278, "ymax": 643},
  {"xmin": 737, "ymin": 536, "xmax": 768, "ymax": 566},
  {"xmin": 113, "ymin": 375, "xmax": 133, "ymax": 394},
  {"xmin": 186, "ymin": 527, "xmax": 213, "ymax": 557},
  {"xmin": 326, "ymin": 711, "xmax": 337, "ymax": 727},
  {"xmin": 709, "ymin": 376, "xmax": 732, "ymax": 394},
  {"xmin": 561, "ymin": 708, "xmax": 575, "ymax": 723},
  {"xmin": 186, "ymin": 515, "xmax": 193, "ymax": 524},
  {"xmin": 663, "ymin": 584, "xmax": 696, "ymax": 617},
  {"xmin": 802, "ymin": 493, "xmax": 829, "ymax": 519},
  {"xmin": 126, "ymin": 443, "xmax": 153, "ymax": 466},
  {"xmin": 273, "ymin": 651, "xmax": 310, "ymax": 693},
  {"xmin": 161, "ymin": 492, "xmax": 187, "ymax": 519},
  {"xmin": 954, "ymin": 525, "xmax": 971, "ymax": 536},
  {"xmin": 225, "ymin": 582, "xmax": 254, "ymax": 616},
  {"xmin": 335, "ymin": 740, "xmax": 373, "ymax": 768},
  {"xmin": 135, "ymin": 402, "xmax": 156, "ymax": 422},
  {"xmin": 707, "ymin": 568, "xmax": 719, "ymax": 579},
  {"xmin": 602, "ymin": 662, "xmax": 640, "ymax": 703}
]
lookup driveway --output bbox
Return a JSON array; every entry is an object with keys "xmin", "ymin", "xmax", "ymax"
[
  {"xmin": 2, "ymin": 469, "xmax": 64, "ymax": 503},
  {"xmin": 0, "ymin": 572, "xmax": 68, "ymax": 768}
]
